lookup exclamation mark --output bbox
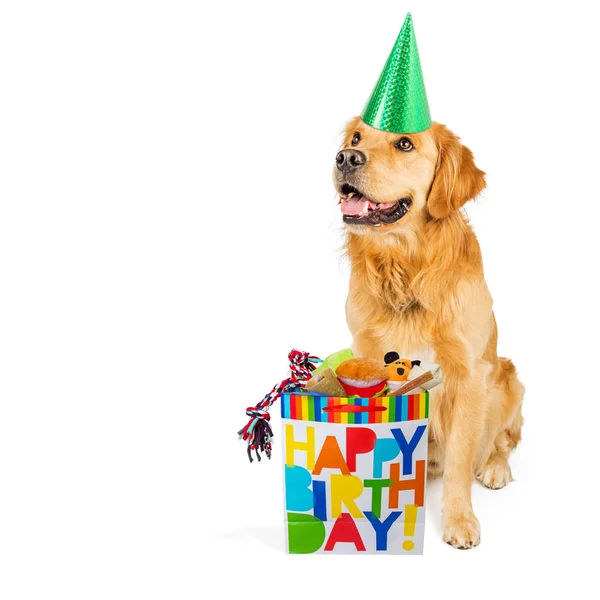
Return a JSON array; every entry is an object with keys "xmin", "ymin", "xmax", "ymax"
[{"xmin": 402, "ymin": 504, "xmax": 417, "ymax": 551}]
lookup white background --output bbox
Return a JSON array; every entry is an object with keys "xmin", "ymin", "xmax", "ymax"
[{"xmin": 1, "ymin": 0, "xmax": 599, "ymax": 598}]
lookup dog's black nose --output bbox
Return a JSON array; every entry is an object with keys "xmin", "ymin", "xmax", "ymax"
[{"xmin": 336, "ymin": 149, "xmax": 366, "ymax": 172}]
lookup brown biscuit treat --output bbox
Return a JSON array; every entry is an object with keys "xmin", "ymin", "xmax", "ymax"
[
  {"xmin": 305, "ymin": 368, "xmax": 347, "ymax": 397},
  {"xmin": 335, "ymin": 358, "xmax": 387, "ymax": 385}
]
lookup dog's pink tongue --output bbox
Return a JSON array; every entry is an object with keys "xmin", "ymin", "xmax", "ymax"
[
  {"xmin": 341, "ymin": 196, "xmax": 398, "ymax": 216},
  {"xmin": 341, "ymin": 196, "xmax": 371, "ymax": 216}
]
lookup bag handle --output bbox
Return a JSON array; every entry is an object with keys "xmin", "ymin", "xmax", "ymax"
[{"xmin": 323, "ymin": 404, "xmax": 387, "ymax": 413}]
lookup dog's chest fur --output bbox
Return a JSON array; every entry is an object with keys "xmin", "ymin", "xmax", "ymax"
[
  {"xmin": 347, "ymin": 256, "xmax": 436, "ymax": 363},
  {"xmin": 345, "ymin": 225, "xmax": 476, "ymax": 364},
  {"xmin": 348, "ymin": 296, "xmax": 436, "ymax": 363}
]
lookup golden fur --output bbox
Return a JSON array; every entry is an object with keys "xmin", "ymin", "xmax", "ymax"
[{"xmin": 334, "ymin": 117, "xmax": 524, "ymax": 549}]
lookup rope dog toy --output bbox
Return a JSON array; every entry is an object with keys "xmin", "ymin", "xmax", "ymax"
[{"xmin": 237, "ymin": 349, "xmax": 321, "ymax": 463}]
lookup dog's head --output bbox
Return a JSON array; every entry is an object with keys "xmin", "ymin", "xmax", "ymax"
[{"xmin": 333, "ymin": 117, "xmax": 486, "ymax": 232}]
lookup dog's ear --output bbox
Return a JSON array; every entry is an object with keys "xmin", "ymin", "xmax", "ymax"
[
  {"xmin": 427, "ymin": 123, "xmax": 486, "ymax": 219},
  {"xmin": 411, "ymin": 360, "xmax": 421, "ymax": 368}
]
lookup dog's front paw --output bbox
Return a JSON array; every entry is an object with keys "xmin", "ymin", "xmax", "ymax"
[{"xmin": 443, "ymin": 512, "xmax": 480, "ymax": 549}]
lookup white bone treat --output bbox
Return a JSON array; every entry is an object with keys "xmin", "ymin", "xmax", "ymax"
[
  {"xmin": 409, "ymin": 363, "xmax": 443, "ymax": 390},
  {"xmin": 387, "ymin": 362, "xmax": 443, "ymax": 394}
]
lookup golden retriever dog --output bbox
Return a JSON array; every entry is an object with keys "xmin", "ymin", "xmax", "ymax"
[{"xmin": 333, "ymin": 117, "xmax": 524, "ymax": 549}]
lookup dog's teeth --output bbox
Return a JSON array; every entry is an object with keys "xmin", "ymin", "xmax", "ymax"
[{"xmin": 347, "ymin": 192, "xmax": 355, "ymax": 199}]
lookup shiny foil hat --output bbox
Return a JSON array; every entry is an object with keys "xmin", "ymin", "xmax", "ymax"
[{"xmin": 361, "ymin": 13, "xmax": 432, "ymax": 134}]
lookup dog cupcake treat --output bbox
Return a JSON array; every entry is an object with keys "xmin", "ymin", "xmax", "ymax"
[{"xmin": 335, "ymin": 357, "xmax": 387, "ymax": 397}]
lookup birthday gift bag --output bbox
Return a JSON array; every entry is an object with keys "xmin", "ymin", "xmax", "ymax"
[{"xmin": 281, "ymin": 392, "xmax": 429, "ymax": 555}]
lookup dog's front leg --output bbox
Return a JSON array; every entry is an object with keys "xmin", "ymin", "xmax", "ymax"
[{"xmin": 438, "ymin": 354, "xmax": 486, "ymax": 549}]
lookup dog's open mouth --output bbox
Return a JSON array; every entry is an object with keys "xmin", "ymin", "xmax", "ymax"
[{"xmin": 339, "ymin": 184, "xmax": 412, "ymax": 226}]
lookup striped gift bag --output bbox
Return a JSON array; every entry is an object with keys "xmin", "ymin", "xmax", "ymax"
[{"xmin": 281, "ymin": 392, "xmax": 430, "ymax": 554}]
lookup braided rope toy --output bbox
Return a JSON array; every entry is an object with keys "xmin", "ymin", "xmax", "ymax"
[{"xmin": 238, "ymin": 349, "xmax": 322, "ymax": 463}]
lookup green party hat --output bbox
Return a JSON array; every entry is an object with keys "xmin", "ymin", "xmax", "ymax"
[{"xmin": 361, "ymin": 13, "xmax": 431, "ymax": 133}]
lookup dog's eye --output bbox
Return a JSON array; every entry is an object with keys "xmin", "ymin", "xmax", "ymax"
[
  {"xmin": 396, "ymin": 137, "xmax": 413, "ymax": 151},
  {"xmin": 351, "ymin": 132, "xmax": 361, "ymax": 146}
]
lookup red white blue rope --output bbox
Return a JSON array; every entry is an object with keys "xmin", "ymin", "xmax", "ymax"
[{"xmin": 238, "ymin": 349, "xmax": 322, "ymax": 462}]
